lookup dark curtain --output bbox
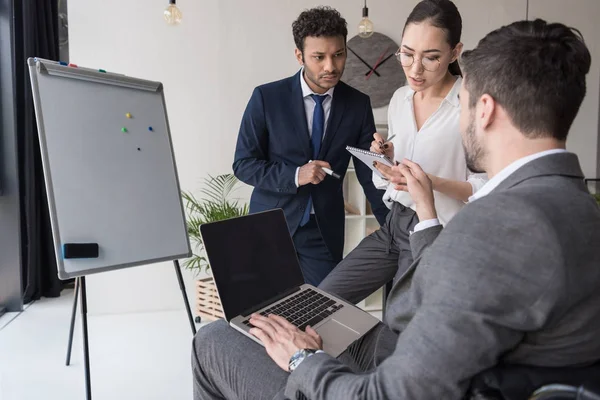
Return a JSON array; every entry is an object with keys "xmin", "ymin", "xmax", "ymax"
[{"xmin": 14, "ymin": 0, "xmax": 66, "ymax": 303}]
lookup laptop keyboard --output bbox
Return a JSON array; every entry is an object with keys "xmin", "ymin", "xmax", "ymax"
[{"xmin": 242, "ymin": 288, "xmax": 344, "ymax": 332}]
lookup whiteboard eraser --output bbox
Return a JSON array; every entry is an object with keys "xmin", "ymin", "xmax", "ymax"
[{"xmin": 63, "ymin": 243, "xmax": 99, "ymax": 259}]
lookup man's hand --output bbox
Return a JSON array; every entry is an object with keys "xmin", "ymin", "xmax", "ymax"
[
  {"xmin": 375, "ymin": 158, "xmax": 437, "ymax": 221},
  {"xmin": 370, "ymin": 132, "xmax": 394, "ymax": 159},
  {"xmin": 249, "ymin": 314, "xmax": 323, "ymax": 372},
  {"xmin": 298, "ymin": 161, "xmax": 332, "ymax": 186}
]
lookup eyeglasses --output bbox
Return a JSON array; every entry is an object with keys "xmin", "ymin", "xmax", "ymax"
[{"xmin": 394, "ymin": 49, "xmax": 442, "ymax": 72}]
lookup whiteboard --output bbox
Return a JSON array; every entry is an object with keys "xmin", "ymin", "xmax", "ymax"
[{"xmin": 27, "ymin": 58, "xmax": 191, "ymax": 279}]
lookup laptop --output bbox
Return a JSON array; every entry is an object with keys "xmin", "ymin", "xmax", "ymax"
[{"xmin": 199, "ymin": 208, "xmax": 380, "ymax": 357}]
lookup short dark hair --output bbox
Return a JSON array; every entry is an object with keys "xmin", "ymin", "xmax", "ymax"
[
  {"xmin": 460, "ymin": 19, "xmax": 591, "ymax": 141},
  {"xmin": 404, "ymin": 0, "xmax": 463, "ymax": 76},
  {"xmin": 292, "ymin": 6, "xmax": 347, "ymax": 53}
]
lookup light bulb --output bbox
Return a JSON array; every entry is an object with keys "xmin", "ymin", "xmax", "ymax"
[
  {"xmin": 164, "ymin": 1, "xmax": 182, "ymax": 25},
  {"xmin": 358, "ymin": 6, "xmax": 374, "ymax": 38},
  {"xmin": 358, "ymin": 17, "xmax": 374, "ymax": 38}
]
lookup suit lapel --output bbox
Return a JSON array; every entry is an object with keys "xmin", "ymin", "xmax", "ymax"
[
  {"xmin": 319, "ymin": 82, "xmax": 347, "ymax": 159},
  {"xmin": 290, "ymin": 71, "xmax": 312, "ymax": 160}
]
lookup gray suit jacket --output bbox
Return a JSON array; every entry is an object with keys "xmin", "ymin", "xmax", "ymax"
[{"xmin": 285, "ymin": 152, "xmax": 600, "ymax": 399}]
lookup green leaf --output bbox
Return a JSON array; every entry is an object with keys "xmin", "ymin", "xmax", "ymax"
[{"xmin": 181, "ymin": 173, "xmax": 249, "ymax": 273}]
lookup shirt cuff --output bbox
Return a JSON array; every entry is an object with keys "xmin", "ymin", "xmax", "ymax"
[
  {"xmin": 467, "ymin": 173, "xmax": 488, "ymax": 194},
  {"xmin": 412, "ymin": 218, "xmax": 441, "ymax": 234},
  {"xmin": 372, "ymin": 171, "xmax": 389, "ymax": 190},
  {"xmin": 295, "ymin": 167, "xmax": 300, "ymax": 187}
]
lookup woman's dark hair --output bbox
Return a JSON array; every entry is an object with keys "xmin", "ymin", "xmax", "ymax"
[
  {"xmin": 403, "ymin": 0, "xmax": 462, "ymax": 76},
  {"xmin": 292, "ymin": 6, "xmax": 347, "ymax": 53}
]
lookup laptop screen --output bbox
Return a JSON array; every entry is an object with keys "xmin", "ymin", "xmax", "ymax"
[{"xmin": 199, "ymin": 209, "xmax": 305, "ymax": 320}]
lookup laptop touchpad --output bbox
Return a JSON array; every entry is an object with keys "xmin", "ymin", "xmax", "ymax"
[{"xmin": 317, "ymin": 319, "xmax": 360, "ymax": 343}]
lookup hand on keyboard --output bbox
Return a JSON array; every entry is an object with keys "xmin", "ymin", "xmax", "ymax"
[
  {"xmin": 248, "ymin": 313, "xmax": 323, "ymax": 372},
  {"xmin": 242, "ymin": 288, "xmax": 344, "ymax": 331}
]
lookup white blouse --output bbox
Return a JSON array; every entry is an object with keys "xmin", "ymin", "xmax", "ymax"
[{"xmin": 373, "ymin": 76, "xmax": 487, "ymax": 225}]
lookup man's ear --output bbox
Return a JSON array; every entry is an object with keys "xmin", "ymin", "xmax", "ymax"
[
  {"xmin": 295, "ymin": 48, "xmax": 304, "ymax": 66},
  {"xmin": 479, "ymin": 94, "xmax": 496, "ymax": 130},
  {"xmin": 452, "ymin": 42, "xmax": 463, "ymax": 63}
]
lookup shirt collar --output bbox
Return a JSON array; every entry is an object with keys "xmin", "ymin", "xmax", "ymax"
[
  {"xmin": 445, "ymin": 76, "xmax": 461, "ymax": 107},
  {"xmin": 468, "ymin": 148, "xmax": 568, "ymax": 202},
  {"xmin": 300, "ymin": 67, "xmax": 335, "ymax": 99},
  {"xmin": 404, "ymin": 76, "xmax": 461, "ymax": 108}
]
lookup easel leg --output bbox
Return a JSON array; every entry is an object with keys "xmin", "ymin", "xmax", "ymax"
[
  {"xmin": 65, "ymin": 263, "xmax": 193, "ymax": 400},
  {"xmin": 65, "ymin": 277, "xmax": 80, "ymax": 366},
  {"xmin": 80, "ymin": 276, "xmax": 92, "ymax": 400},
  {"xmin": 173, "ymin": 260, "xmax": 197, "ymax": 335}
]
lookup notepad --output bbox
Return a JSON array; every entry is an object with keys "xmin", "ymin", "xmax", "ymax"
[{"xmin": 346, "ymin": 146, "xmax": 394, "ymax": 178}]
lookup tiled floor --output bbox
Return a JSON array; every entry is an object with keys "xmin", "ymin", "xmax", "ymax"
[{"xmin": 0, "ymin": 291, "xmax": 382, "ymax": 400}]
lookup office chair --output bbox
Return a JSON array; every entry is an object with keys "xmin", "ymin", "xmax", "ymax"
[
  {"xmin": 529, "ymin": 384, "xmax": 600, "ymax": 400},
  {"xmin": 466, "ymin": 383, "xmax": 600, "ymax": 400},
  {"xmin": 466, "ymin": 361, "xmax": 600, "ymax": 400}
]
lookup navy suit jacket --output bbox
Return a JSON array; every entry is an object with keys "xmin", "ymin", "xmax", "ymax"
[{"xmin": 232, "ymin": 71, "xmax": 388, "ymax": 262}]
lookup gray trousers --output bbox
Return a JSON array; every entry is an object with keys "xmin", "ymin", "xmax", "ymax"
[
  {"xmin": 191, "ymin": 203, "xmax": 416, "ymax": 399},
  {"xmin": 191, "ymin": 320, "xmax": 398, "ymax": 400},
  {"xmin": 319, "ymin": 203, "xmax": 419, "ymax": 305}
]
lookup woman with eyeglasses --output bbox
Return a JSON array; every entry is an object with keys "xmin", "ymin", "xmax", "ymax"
[{"xmin": 319, "ymin": 0, "xmax": 486, "ymax": 304}]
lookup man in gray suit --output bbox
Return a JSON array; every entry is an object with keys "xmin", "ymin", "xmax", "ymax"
[{"xmin": 191, "ymin": 19, "xmax": 600, "ymax": 399}]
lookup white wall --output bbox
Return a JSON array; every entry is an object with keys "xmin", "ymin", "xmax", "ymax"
[
  {"xmin": 67, "ymin": 0, "xmax": 597, "ymax": 315},
  {"xmin": 529, "ymin": 0, "xmax": 600, "ymax": 179}
]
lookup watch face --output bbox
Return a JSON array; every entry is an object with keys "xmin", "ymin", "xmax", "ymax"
[{"xmin": 344, "ymin": 32, "xmax": 406, "ymax": 108}]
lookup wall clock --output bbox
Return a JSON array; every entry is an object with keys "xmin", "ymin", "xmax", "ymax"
[{"xmin": 344, "ymin": 32, "xmax": 406, "ymax": 109}]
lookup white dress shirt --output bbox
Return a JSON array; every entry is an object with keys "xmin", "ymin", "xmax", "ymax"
[
  {"xmin": 294, "ymin": 68, "xmax": 334, "ymax": 188},
  {"xmin": 468, "ymin": 149, "xmax": 568, "ymax": 202},
  {"xmin": 373, "ymin": 76, "xmax": 487, "ymax": 227},
  {"xmin": 300, "ymin": 70, "xmax": 334, "ymax": 141},
  {"xmin": 294, "ymin": 68, "xmax": 335, "ymax": 214}
]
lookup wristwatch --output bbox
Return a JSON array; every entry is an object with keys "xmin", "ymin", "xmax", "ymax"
[{"xmin": 288, "ymin": 348, "xmax": 319, "ymax": 372}]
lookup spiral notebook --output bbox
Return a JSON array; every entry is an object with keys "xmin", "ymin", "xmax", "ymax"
[{"xmin": 346, "ymin": 146, "xmax": 394, "ymax": 178}]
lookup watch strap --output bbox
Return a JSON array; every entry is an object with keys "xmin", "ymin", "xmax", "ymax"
[{"xmin": 288, "ymin": 348, "xmax": 318, "ymax": 372}]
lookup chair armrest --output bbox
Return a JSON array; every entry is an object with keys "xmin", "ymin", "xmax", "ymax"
[
  {"xmin": 577, "ymin": 383, "xmax": 600, "ymax": 400},
  {"xmin": 530, "ymin": 384, "xmax": 578, "ymax": 400}
]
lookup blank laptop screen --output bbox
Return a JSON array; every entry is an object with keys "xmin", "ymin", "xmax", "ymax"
[{"xmin": 200, "ymin": 209, "xmax": 305, "ymax": 320}]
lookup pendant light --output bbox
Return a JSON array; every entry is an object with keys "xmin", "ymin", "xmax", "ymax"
[
  {"xmin": 164, "ymin": 0, "xmax": 182, "ymax": 25},
  {"xmin": 358, "ymin": 0, "xmax": 374, "ymax": 38}
]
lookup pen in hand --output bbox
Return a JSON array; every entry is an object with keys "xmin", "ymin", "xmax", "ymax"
[
  {"xmin": 309, "ymin": 160, "xmax": 341, "ymax": 180},
  {"xmin": 322, "ymin": 167, "xmax": 341, "ymax": 180},
  {"xmin": 378, "ymin": 134, "xmax": 396, "ymax": 147}
]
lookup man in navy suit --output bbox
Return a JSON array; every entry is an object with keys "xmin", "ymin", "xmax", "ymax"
[{"xmin": 233, "ymin": 6, "xmax": 388, "ymax": 286}]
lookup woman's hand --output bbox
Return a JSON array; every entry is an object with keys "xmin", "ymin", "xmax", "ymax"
[{"xmin": 370, "ymin": 132, "xmax": 394, "ymax": 159}]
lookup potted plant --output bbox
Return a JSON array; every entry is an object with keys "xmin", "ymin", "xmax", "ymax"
[
  {"xmin": 182, "ymin": 174, "xmax": 248, "ymax": 321},
  {"xmin": 585, "ymin": 179, "xmax": 600, "ymax": 206}
]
